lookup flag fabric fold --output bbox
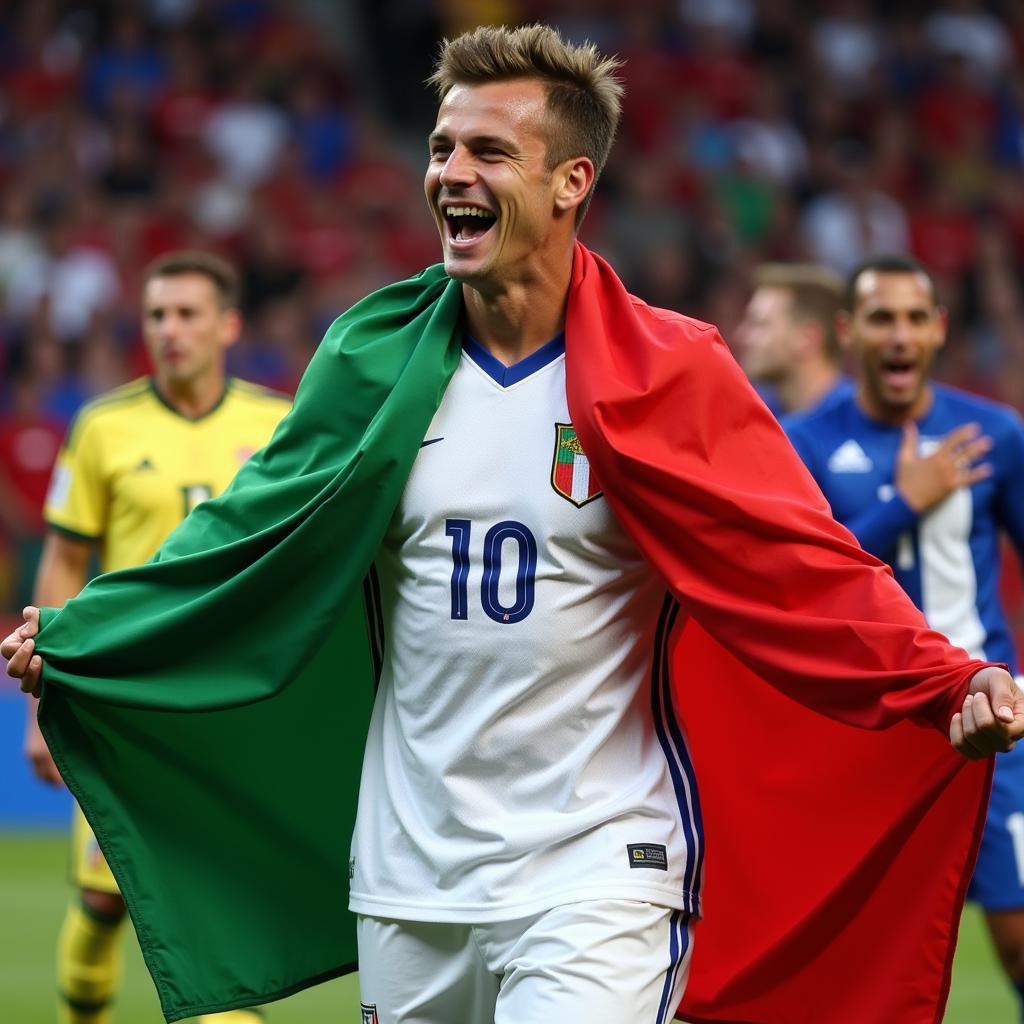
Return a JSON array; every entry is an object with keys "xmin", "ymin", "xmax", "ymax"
[{"xmin": 36, "ymin": 244, "xmax": 991, "ymax": 1023}]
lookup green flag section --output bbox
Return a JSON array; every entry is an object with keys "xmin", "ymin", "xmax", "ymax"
[{"xmin": 37, "ymin": 264, "xmax": 464, "ymax": 1021}]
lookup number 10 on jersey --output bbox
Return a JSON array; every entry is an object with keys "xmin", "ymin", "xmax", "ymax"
[{"xmin": 446, "ymin": 519, "xmax": 537, "ymax": 623}]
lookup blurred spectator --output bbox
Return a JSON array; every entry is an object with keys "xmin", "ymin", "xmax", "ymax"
[
  {"xmin": 0, "ymin": 371, "xmax": 63, "ymax": 607},
  {"xmin": 288, "ymin": 68, "xmax": 356, "ymax": 182},
  {"xmin": 679, "ymin": 0, "xmax": 754, "ymax": 45},
  {"xmin": 994, "ymin": 70, "xmax": 1024, "ymax": 169},
  {"xmin": 98, "ymin": 120, "xmax": 160, "ymax": 203},
  {"xmin": 731, "ymin": 72, "xmax": 807, "ymax": 186},
  {"xmin": 800, "ymin": 144, "xmax": 909, "ymax": 275},
  {"xmin": 149, "ymin": 32, "xmax": 216, "ymax": 153},
  {"xmin": 5, "ymin": 203, "xmax": 120, "ymax": 344},
  {"xmin": 925, "ymin": 0, "xmax": 1012, "ymax": 85},
  {"xmin": 202, "ymin": 67, "xmax": 288, "ymax": 187},
  {"xmin": 812, "ymin": 0, "xmax": 882, "ymax": 97},
  {"xmin": 678, "ymin": 24, "xmax": 756, "ymax": 120},
  {"xmin": 601, "ymin": 156, "xmax": 693, "ymax": 277},
  {"xmin": 83, "ymin": 10, "xmax": 168, "ymax": 116},
  {"xmin": 238, "ymin": 209, "xmax": 307, "ymax": 319},
  {"xmin": 909, "ymin": 170, "xmax": 979, "ymax": 280},
  {"xmin": 0, "ymin": 182, "xmax": 45, "ymax": 300},
  {"xmin": 915, "ymin": 52, "xmax": 996, "ymax": 158}
]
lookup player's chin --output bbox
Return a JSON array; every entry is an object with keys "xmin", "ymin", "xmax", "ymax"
[{"xmin": 442, "ymin": 252, "xmax": 492, "ymax": 288}]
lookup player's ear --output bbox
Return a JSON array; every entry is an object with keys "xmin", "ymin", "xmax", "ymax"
[
  {"xmin": 221, "ymin": 308, "xmax": 242, "ymax": 350},
  {"xmin": 936, "ymin": 305, "xmax": 949, "ymax": 348},
  {"xmin": 553, "ymin": 156, "xmax": 595, "ymax": 219},
  {"xmin": 797, "ymin": 319, "xmax": 824, "ymax": 358},
  {"xmin": 835, "ymin": 311, "xmax": 853, "ymax": 352}
]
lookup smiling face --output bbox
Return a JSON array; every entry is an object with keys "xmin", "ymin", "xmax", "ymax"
[
  {"xmin": 843, "ymin": 270, "xmax": 946, "ymax": 423},
  {"xmin": 142, "ymin": 272, "xmax": 239, "ymax": 391},
  {"xmin": 425, "ymin": 78, "xmax": 588, "ymax": 293}
]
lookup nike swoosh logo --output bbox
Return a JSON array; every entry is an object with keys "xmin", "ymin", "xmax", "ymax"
[{"xmin": 420, "ymin": 437, "xmax": 445, "ymax": 447}]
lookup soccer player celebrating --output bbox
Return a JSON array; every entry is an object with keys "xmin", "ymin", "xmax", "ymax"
[
  {"xmin": 23, "ymin": 251, "xmax": 289, "ymax": 1024},
  {"xmin": 735, "ymin": 261, "xmax": 850, "ymax": 416},
  {"xmin": 785, "ymin": 253, "xmax": 1024, "ymax": 1018},
  {"xmin": 4, "ymin": 27, "xmax": 1024, "ymax": 1024}
]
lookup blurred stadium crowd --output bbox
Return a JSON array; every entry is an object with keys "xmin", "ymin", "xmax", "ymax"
[{"xmin": 2, "ymin": 0, "xmax": 1024, "ymax": 615}]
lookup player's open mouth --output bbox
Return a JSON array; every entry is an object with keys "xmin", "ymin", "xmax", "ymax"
[
  {"xmin": 880, "ymin": 357, "xmax": 918, "ymax": 391},
  {"xmin": 443, "ymin": 205, "xmax": 497, "ymax": 249}
]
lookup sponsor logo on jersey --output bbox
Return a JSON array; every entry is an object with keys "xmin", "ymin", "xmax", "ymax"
[
  {"xmin": 420, "ymin": 436, "xmax": 445, "ymax": 448},
  {"xmin": 551, "ymin": 423, "xmax": 603, "ymax": 507},
  {"xmin": 627, "ymin": 843, "xmax": 668, "ymax": 870},
  {"xmin": 133, "ymin": 457, "xmax": 156, "ymax": 472},
  {"xmin": 360, "ymin": 1003, "xmax": 379, "ymax": 1023},
  {"xmin": 827, "ymin": 439, "xmax": 874, "ymax": 473}
]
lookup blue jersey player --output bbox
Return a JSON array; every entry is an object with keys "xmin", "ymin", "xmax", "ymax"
[{"xmin": 785, "ymin": 254, "xmax": 1024, "ymax": 1017}]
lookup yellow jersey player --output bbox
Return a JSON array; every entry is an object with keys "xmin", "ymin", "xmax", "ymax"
[{"xmin": 23, "ymin": 251, "xmax": 290, "ymax": 1024}]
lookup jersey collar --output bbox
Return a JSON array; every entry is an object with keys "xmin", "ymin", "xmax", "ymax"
[{"xmin": 462, "ymin": 333, "xmax": 565, "ymax": 388}]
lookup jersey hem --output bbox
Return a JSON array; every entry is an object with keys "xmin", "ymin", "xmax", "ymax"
[{"xmin": 349, "ymin": 882, "xmax": 701, "ymax": 923}]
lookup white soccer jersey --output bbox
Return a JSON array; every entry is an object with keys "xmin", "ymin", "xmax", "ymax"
[{"xmin": 349, "ymin": 336, "xmax": 703, "ymax": 923}]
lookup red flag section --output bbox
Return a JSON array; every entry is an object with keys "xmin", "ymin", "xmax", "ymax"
[{"xmin": 564, "ymin": 243, "xmax": 993, "ymax": 1023}]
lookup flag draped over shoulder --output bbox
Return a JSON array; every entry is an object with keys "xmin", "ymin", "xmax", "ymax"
[{"xmin": 37, "ymin": 243, "xmax": 991, "ymax": 1024}]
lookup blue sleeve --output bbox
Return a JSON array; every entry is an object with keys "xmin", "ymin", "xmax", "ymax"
[
  {"xmin": 784, "ymin": 418, "xmax": 918, "ymax": 560},
  {"xmin": 782, "ymin": 420, "xmax": 818, "ymax": 476},
  {"xmin": 993, "ymin": 415, "xmax": 1024, "ymax": 558},
  {"xmin": 843, "ymin": 492, "xmax": 918, "ymax": 561}
]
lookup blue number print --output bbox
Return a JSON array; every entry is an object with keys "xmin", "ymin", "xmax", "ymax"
[
  {"xmin": 445, "ymin": 518, "xmax": 537, "ymax": 622},
  {"xmin": 481, "ymin": 520, "xmax": 537, "ymax": 624},
  {"xmin": 446, "ymin": 519, "xmax": 471, "ymax": 620}
]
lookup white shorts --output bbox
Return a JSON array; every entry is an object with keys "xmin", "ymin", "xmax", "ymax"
[{"xmin": 356, "ymin": 899, "xmax": 693, "ymax": 1024}]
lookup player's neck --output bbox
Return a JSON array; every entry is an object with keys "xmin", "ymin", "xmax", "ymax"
[
  {"xmin": 855, "ymin": 381, "xmax": 934, "ymax": 425},
  {"xmin": 153, "ymin": 371, "xmax": 227, "ymax": 420},
  {"xmin": 777, "ymin": 363, "xmax": 840, "ymax": 416},
  {"xmin": 461, "ymin": 256, "xmax": 571, "ymax": 366}
]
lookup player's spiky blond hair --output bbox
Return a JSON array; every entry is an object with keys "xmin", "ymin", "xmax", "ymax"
[{"xmin": 429, "ymin": 24, "xmax": 624, "ymax": 224}]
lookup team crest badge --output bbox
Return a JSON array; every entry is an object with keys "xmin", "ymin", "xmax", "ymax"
[
  {"xmin": 551, "ymin": 423, "xmax": 602, "ymax": 507},
  {"xmin": 360, "ymin": 1004, "xmax": 379, "ymax": 1024}
]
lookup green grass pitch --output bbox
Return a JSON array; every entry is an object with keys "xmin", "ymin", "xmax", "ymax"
[{"xmin": 0, "ymin": 833, "xmax": 1016, "ymax": 1022}]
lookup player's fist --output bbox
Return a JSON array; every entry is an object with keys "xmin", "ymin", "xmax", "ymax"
[
  {"xmin": 2, "ymin": 606, "xmax": 43, "ymax": 697},
  {"xmin": 950, "ymin": 667, "xmax": 1024, "ymax": 759}
]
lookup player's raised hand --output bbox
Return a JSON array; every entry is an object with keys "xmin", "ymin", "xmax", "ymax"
[
  {"xmin": 896, "ymin": 421, "xmax": 993, "ymax": 514},
  {"xmin": 950, "ymin": 667, "xmax": 1024, "ymax": 759},
  {"xmin": 1, "ymin": 606, "xmax": 43, "ymax": 697}
]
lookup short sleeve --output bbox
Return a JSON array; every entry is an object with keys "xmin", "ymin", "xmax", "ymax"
[{"xmin": 44, "ymin": 414, "xmax": 108, "ymax": 541}]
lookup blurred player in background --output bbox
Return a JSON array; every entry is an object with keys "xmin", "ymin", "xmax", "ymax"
[
  {"xmin": 24, "ymin": 251, "xmax": 290, "ymax": 1024},
  {"xmin": 785, "ymin": 254, "xmax": 1024, "ymax": 1019},
  {"xmin": 735, "ymin": 262, "xmax": 850, "ymax": 417}
]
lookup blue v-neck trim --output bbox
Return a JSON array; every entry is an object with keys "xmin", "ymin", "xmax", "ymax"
[{"xmin": 463, "ymin": 332, "xmax": 565, "ymax": 387}]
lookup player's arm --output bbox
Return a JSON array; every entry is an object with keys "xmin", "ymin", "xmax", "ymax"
[
  {"xmin": 993, "ymin": 416, "xmax": 1024, "ymax": 561},
  {"xmin": 783, "ymin": 417, "xmax": 917, "ymax": 560},
  {"xmin": 838, "ymin": 422, "xmax": 992, "ymax": 558},
  {"xmin": 19, "ymin": 531, "xmax": 94, "ymax": 783}
]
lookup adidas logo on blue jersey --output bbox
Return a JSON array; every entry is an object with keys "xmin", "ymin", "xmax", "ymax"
[{"xmin": 827, "ymin": 440, "xmax": 873, "ymax": 473}]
